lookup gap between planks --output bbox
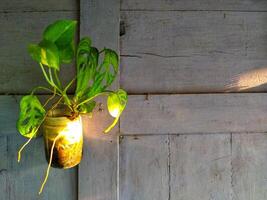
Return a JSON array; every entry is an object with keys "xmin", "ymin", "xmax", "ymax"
[{"xmin": 120, "ymin": 9, "xmax": 267, "ymax": 12}]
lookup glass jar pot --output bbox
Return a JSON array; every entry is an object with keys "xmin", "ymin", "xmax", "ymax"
[{"xmin": 42, "ymin": 108, "xmax": 83, "ymax": 169}]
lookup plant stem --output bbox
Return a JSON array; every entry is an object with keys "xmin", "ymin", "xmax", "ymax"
[
  {"xmin": 76, "ymin": 91, "xmax": 113, "ymax": 108},
  {"xmin": 39, "ymin": 63, "xmax": 72, "ymax": 109},
  {"xmin": 31, "ymin": 86, "xmax": 59, "ymax": 95},
  {"xmin": 53, "ymin": 69, "xmax": 62, "ymax": 90},
  {"xmin": 43, "ymin": 88, "xmax": 57, "ymax": 107},
  {"xmin": 104, "ymin": 117, "xmax": 119, "ymax": 133}
]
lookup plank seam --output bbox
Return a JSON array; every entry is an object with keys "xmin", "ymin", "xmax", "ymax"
[
  {"xmin": 120, "ymin": 132, "xmax": 267, "ymax": 136},
  {"xmin": 120, "ymin": 9, "xmax": 267, "ymax": 12},
  {"xmin": 0, "ymin": 10, "xmax": 76, "ymax": 14},
  {"xmin": 167, "ymin": 135, "xmax": 171, "ymax": 200}
]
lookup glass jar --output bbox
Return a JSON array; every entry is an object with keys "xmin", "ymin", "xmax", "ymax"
[{"xmin": 42, "ymin": 108, "xmax": 83, "ymax": 169}]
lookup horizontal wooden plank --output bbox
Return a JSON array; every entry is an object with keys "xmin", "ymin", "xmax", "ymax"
[
  {"xmin": 5, "ymin": 135, "xmax": 77, "ymax": 199},
  {"xmin": 119, "ymin": 135, "xmax": 169, "ymax": 200},
  {"xmin": 121, "ymin": 11, "xmax": 267, "ymax": 93},
  {"xmin": 170, "ymin": 134, "xmax": 231, "ymax": 199},
  {"xmin": 0, "ymin": 96, "xmax": 20, "ymax": 136},
  {"xmin": 0, "ymin": 11, "xmax": 77, "ymax": 94},
  {"xmin": 232, "ymin": 133, "xmax": 267, "ymax": 199},
  {"xmin": 120, "ymin": 94, "xmax": 267, "ymax": 134},
  {"xmin": 0, "ymin": 0, "xmax": 77, "ymax": 12},
  {"xmin": 121, "ymin": 0, "xmax": 267, "ymax": 11}
]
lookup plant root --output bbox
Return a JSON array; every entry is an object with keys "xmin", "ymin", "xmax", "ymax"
[{"xmin": 39, "ymin": 133, "xmax": 61, "ymax": 194}]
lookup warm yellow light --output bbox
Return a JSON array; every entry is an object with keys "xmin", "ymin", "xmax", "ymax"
[
  {"xmin": 226, "ymin": 67, "xmax": 267, "ymax": 91},
  {"xmin": 60, "ymin": 117, "xmax": 83, "ymax": 144},
  {"xmin": 109, "ymin": 107, "xmax": 120, "ymax": 118}
]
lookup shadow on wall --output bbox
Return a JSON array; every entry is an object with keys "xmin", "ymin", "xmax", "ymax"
[{"xmin": 225, "ymin": 67, "xmax": 267, "ymax": 92}]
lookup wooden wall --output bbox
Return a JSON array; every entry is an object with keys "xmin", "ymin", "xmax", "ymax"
[
  {"xmin": 119, "ymin": 0, "xmax": 267, "ymax": 199},
  {"xmin": 2, "ymin": 0, "xmax": 267, "ymax": 200}
]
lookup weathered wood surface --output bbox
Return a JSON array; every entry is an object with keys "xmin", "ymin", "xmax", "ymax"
[
  {"xmin": 170, "ymin": 134, "xmax": 231, "ymax": 200},
  {"xmin": 78, "ymin": 0, "xmax": 120, "ymax": 200},
  {"xmin": 0, "ymin": 135, "xmax": 77, "ymax": 200},
  {"xmin": 232, "ymin": 133, "xmax": 267, "ymax": 199},
  {"xmin": 0, "ymin": 136, "xmax": 7, "ymax": 200},
  {"xmin": 0, "ymin": 11, "xmax": 77, "ymax": 94},
  {"xmin": 121, "ymin": 0, "xmax": 267, "ymax": 11},
  {"xmin": 121, "ymin": 11, "xmax": 267, "ymax": 93},
  {"xmin": 119, "ymin": 135, "xmax": 169, "ymax": 200},
  {"xmin": 0, "ymin": 0, "xmax": 77, "ymax": 12},
  {"xmin": 120, "ymin": 94, "xmax": 267, "ymax": 134},
  {"xmin": 0, "ymin": 96, "xmax": 19, "ymax": 136}
]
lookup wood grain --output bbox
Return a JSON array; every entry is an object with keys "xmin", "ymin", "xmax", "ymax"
[
  {"xmin": 120, "ymin": 94, "xmax": 267, "ymax": 134},
  {"xmin": 78, "ymin": 0, "xmax": 120, "ymax": 200},
  {"xmin": 5, "ymin": 135, "xmax": 77, "ymax": 199},
  {"xmin": 121, "ymin": 0, "xmax": 267, "ymax": 11},
  {"xmin": 121, "ymin": 11, "xmax": 267, "ymax": 93},
  {"xmin": 232, "ymin": 133, "xmax": 267, "ymax": 199},
  {"xmin": 119, "ymin": 135, "xmax": 169, "ymax": 200},
  {"xmin": 0, "ymin": 0, "xmax": 77, "ymax": 12},
  {"xmin": 170, "ymin": 134, "xmax": 231, "ymax": 200},
  {"xmin": 0, "ymin": 11, "xmax": 77, "ymax": 94},
  {"xmin": 0, "ymin": 137, "xmax": 7, "ymax": 200}
]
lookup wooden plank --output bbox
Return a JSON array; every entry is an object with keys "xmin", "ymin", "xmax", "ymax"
[
  {"xmin": 6, "ymin": 135, "xmax": 77, "ymax": 199},
  {"xmin": 0, "ymin": 0, "xmax": 77, "ymax": 12},
  {"xmin": 232, "ymin": 133, "xmax": 267, "ymax": 199},
  {"xmin": 121, "ymin": 11, "xmax": 267, "ymax": 93},
  {"xmin": 0, "ymin": 11, "xmax": 77, "ymax": 94},
  {"xmin": 0, "ymin": 137, "xmax": 7, "ymax": 200},
  {"xmin": 120, "ymin": 94, "xmax": 267, "ymax": 134},
  {"xmin": 170, "ymin": 134, "xmax": 231, "ymax": 200},
  {"xmin": 119, "ymin": 135, "xmax": 169, "ymax": 200},
  {"xmin": 0, "ymin": 96, "xmax": 19, "ymax": 136},
  {"xmin": 121, "ymin": 0, "xmax": 267, "ymax": 11},
  {"xmin": 78, "ymin": 0, "xmax": 120, "ymax": 200}
]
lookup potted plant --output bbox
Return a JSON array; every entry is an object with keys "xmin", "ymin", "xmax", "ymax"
[{"xmin": 16, "ymin": 20, "xmax": 127, "ymax": 194}]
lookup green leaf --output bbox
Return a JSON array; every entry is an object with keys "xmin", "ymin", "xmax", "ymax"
[
  {"xmin": 43, "ymin": 20, "xmax": 77, "ymax": 64},
  {"xmin": 28, "ymin": 44, "xmax": 41, "ymax": 62},
  {"xmin": 43, "ymin": 20, "xmax": 77, "ymax": 46},
  {"xmin": 59, "ymin": 41, "xmax": 75, "ymax": 63},
  {"xmin": 75, "ymin": 37, "xmax": 99, "ymax": 98},
  {"xmin": 17, "ymin": 95, "xmax": 46, "ymax": 138},
  {"xmin": 39, "ymin": 40, "xmax": 60, "ymax": 70},
  {"xmin": 104, "ymin": 89, "xmax": 127, "ymax": 133},
  {"xmin": 86, "ymin": 48, "xmax": 119, "ymax": 98},
  {"xmin": 78, "ymin": 101, "xmax": 96, "ymax": 114}
]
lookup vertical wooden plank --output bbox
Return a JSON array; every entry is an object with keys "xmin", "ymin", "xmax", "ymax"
[
  {"xmin": 79, "ymin": 0, "xmax": 120, "ymax": 199},
  {"xmin": 119, "ymin": 135, "xmax": 169, "ymax": 200},
  {"xmin": 232, "ymin": 133, "xmax": 267, "ymax": 199},
  {"xmin": 0, "ymin": 137, "xmax": 7, "ymax": 200},
  {"xmin": 170, "ymin": 134, "xmax": 231, "ymax": 200},
  {"xmin": 6, "ymin": 135, "xmax": 77, "ymax": 200}
]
